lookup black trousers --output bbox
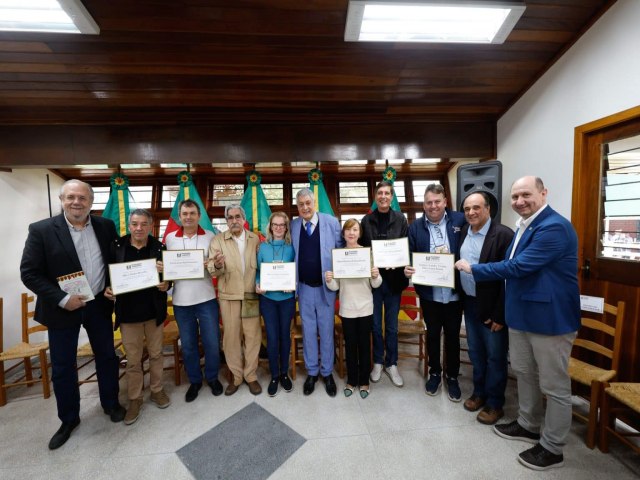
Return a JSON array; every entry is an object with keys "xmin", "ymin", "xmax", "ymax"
[
  {"xmin": 421, "ymin": 299, "xmax": 463, "ymax": 378},
  {"xmin": 48, "ymin": 297, "xmax": 120, "ymax": 423},
  {"xmin": 342, "ymin": 315, "xmax": 373, "ymax": 387}
]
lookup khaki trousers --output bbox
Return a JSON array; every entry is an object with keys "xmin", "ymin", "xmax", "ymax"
[
  {"xmin": 120, "ymin": 320, "xmax": 164, "ymax": 400},
  {"xmin": 219, "ymin": 299, "xmax": 261, "ymax": 385}
]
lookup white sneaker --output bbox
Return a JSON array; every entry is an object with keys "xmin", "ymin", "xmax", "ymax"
[
  {"xmin": 385, "ymin": 365, "xmax": 404, "ymax": 387},
  {"xmin": 370, "ymin": 363, "xmax": 383, "ymax": 383}
]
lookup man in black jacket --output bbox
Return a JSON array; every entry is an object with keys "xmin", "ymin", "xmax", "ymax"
[
  {"xmin": 458, "ymin": 192, "xmax": 514, "ymax": 424},
  {"xmin": 360, "ymin": 181, "xmax": 409, "ymax": 387},
  {"xmin": 104, "ymin": 209, "xmax": 170, "ymax": 425},
  {"xmin": 20, "ymin": 179, "xmax": 125, "ymax": 450}
]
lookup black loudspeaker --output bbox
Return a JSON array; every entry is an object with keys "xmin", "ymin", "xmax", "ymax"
[{"xmin": 457, "ymin": 160, "xmax": 502, "ymax": 222}]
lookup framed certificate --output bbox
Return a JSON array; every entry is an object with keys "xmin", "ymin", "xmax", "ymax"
[
  {"xmin": 260, "ymin": 262, "xmax": 296, "ymax": 291},
  {"xmin": 162, "ymin": 249, "xmax": 205, "ymax": 281},
  {"xmin": 108, "ymin": 258, "xmax": 160, "ymax": 295},
  {"xmin": 371, "ymin": 237, "xmax": 410, "ymax": 268},
  {"xmin": 411, "ymin": 252, "xmax": 455, "ymax": 288},
  {"xmin": 332, "ymin": 247, "xmax": 371, "ymax": 279}
]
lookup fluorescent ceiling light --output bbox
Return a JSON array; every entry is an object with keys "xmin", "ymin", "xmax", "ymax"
[
  {"xmin": 345, "ymin": 1, "xmax": 525, "ymax": 44},
  {"xmin": 0, "ymin": 0, "xmax": 99, "ymax": 34}
]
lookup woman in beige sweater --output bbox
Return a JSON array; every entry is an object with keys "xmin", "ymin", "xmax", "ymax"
[{"xmin": 326, "ymin": 219, "xmax": 381, "ymax": 398}]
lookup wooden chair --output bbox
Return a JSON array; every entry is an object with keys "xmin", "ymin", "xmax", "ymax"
[
  {"xmin": 290, "ymin": 304, "xmax": 304, "ymax": 380},
  {"xmin": 77, "ymin": 315, "xmax": 126, "ymax": 385},
  {"xmin": 0, "ymin": 294, "xmax": 51, "ymax": 406},
  {"xmin": 397, "ymin": 288, "xmax": 428, "ymax": 377},
  {"xmin": 599, "ymin": 382, "xmax": 640, "ymax": 454},
  {"xmin": 162, "ymin": 303, "xmax": 182, "ymax": 386},
  {"xmin": 568, "ymin": 300, "xmax": 625, "ymax": 449}
]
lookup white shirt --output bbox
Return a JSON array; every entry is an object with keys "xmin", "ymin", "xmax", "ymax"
[
  {"xmin": 510, "ymin": 204, "xmax": 548, "ymax": 259},
  {"xmin": 232, "ymin": 229, "xmax": 246, "ymax": 273},
  {"xmin": 165, "ymin": 227, "xmax": 216, "ymax": 305}
]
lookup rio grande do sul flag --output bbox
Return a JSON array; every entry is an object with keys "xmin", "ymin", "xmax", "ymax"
[
  {"xmin": 240, "ymin": 170, "xmax": 271, "ymax": 236},
  {"xmin": 307, "ymin": 167, "xmax": 334, "ymax": 216},
  {"xmin": 162, "ymin": 171, "xmax": 217, "ymax": 243},
  {"xmin": 368, "ymin": 166, "xmax": 401, "ymax": 213}
]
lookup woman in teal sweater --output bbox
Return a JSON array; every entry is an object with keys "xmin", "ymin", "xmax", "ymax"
[{"xmin": 256, "ymin": 211, "xmax": 296, "ymax": 397}]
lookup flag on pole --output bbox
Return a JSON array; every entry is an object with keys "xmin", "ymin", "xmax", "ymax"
[
  {"xmin": 162, "ymin": 171, "xmax": 217, "ymax": 243},
  {"xmin": 102, "ymin": 172, "xmax": 132, "ymax": 236},
  {"xmin": 308, "ymin": 167, "xmax": 335, "ymax": 216},
  {"xmin": 240, "ymin": 170, "xmax": 271, "ymax": 236},
  {"xmin": 369, "ymin": 165, "xmax": 401, "ymax": 213}
]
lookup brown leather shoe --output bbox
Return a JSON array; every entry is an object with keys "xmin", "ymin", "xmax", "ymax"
[
  {"xmin": 477, "ymin": 407, "xmax": 504, "ymax": 425},
  {"xmin": 225, "ymin": 383, "xmax": 239, "ymax": 396},
  {"xmin": 247, "ymin": 380, "xmax": 262, "ymax": 395},
  {"xmin": 463, "ymin": 395, "xmax": 485, "ymax": 412}
]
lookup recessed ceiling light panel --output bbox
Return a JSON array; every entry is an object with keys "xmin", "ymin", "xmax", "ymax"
[
  {"xmin": 0, "ymin": 0, "xmax": 99, "ymax": 34},
  {"xmin": 345, "ymin": 0, "xmax": 525, "ymax": 44}
]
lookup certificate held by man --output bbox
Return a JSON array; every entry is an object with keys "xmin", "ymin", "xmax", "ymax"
[
  {"xmin": 162, "ymin": 249, "xmax": 205, "ymax": 281},
  {"xmin": 260, "ymin": 262, "xmax": 296, "ymax": 291},
  {"xmin": 332, "ymin": 247, "xmax": 371, "ymax": 279},
  {"xmin": 371, "ymin": 237, "xmax": 410, "ymax": 268},
  {"xmin": 109, "ymin": 258, "xmax": 160, "ymax": 295},
  {"xmin": 411, "ymin": 252, "xmax": 455, "ymax": 288}
]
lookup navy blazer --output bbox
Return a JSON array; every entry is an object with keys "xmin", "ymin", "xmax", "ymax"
[
  {"xmin": 408, "ymin": 209, "xmax": 466, "ymax": 300},
  {"xmin": 459, "ymin": 221, "xmax": 514, "ymax": 325},
  {"xmin": 20, "ymin": 213, "xmax": 117, "ymax": 329},
  {"xmin": 291, "ymin": 212, "xmax": 344, "ymax": 306},
  {"xmin": 472, "ymin": 206, "xmax": 580, "ymax": 335}
]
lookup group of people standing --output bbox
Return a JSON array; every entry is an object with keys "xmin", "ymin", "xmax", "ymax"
[{"xmin": 20, "ymin": 175, "xmax": 580, "ymax": 473}]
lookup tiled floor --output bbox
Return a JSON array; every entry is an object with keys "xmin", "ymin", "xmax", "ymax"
[{"xmin": 1, "ymin": 356, "xmax": 638, "ymax": 480}]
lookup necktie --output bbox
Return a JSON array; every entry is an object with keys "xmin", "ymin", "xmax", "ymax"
[
  {"xmin": 432, "ymin": 224, "xmax": 443, "ymax": 244},
  {"xmin": 306, "ymin": 221, "xmax": 313, "ymax": 236}
]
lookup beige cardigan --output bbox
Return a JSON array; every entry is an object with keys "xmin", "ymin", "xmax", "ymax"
[{"xmin": 208, "ymin": 230, "xmax": 260, "ymax": 301}]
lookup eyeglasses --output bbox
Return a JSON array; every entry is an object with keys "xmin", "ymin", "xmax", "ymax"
[{"xmin": 271, "ymin": 223, "xmax": 286, "ymax": 228}]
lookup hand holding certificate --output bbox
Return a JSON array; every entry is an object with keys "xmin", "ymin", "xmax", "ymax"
[
  {"xmin": 162, "ymin": 249, "xmax": 205, "ymax": 281},
  {"xmin": 411, "ymin": 253, "xmax": 455, "ymax": 288},
  {"xmin": 331, "ymin": 247, "xmax": 371, "ymax": 279},
  {"xmin": 259, "ymin": 262, "xmax": 296, "ymax": 291},
  {"xmin": 371, "ymin": 238, "xmax": 410, "ymax": 268},
  {"xmin": 108, "ymin": 258, "xmax": 160, "ymax": 295}
]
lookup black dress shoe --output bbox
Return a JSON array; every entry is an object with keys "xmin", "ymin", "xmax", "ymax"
[
  {"xmin": 303, "ymin": 375, "xmax": 318, "ymax": 396},
  {"xmin": 185, "ymin": 382, "xmax": 202, "ymax": 402},
  {"xmin": 103, "ymin": 404, "xmax": 126, "ymax": 423},
  {"xmin": 209, "ymin": 379, "xmax": 223, "ymax": 396},
  {"xmin": 323, "ymin": 374, "xmax": 337, "ymax": 397},
  {"xmin": 49, "ymin": 418, "xmax": 80, "ymax": 450}
]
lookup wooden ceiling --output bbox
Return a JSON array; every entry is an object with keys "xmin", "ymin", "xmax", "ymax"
[{"xmin": 0, "ymin": 0, "xmax": 616, "ymax": 174}]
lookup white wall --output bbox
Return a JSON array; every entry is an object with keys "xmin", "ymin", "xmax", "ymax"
[
  {"xmin": 0, "ymin": 170, "xmax": 64, "ymax": 349},
  {"xmin": 497, "ymin": 0, "xmax": 640, "ymax": 228}
]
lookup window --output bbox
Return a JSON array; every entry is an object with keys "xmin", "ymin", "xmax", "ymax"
[
  {"xmin": 129, "ymin": 185, "xmax": 153, "ymax": 208},
  {"xmin": 212, "ymin": 217, "xmax": 229, "ymax": 233},
  {"xmin": 161, "ymin": 185, "xmax": 180, "ymax": 208},
  {"xmin": 158, "ymin": 219, "xmax": 169, "ymax": 240},
  {"xmin": 212, "ymin": 184, "xmax": 244, "ymax": 206},
  {"xmin": 92, "ymin": 186, "xmax": 110, "ymax": 210},
  {"xmin": 393, "ymin": 180, "xmax": 406, "ymax": 203},
  {"xmin": 340, "ymin": 213, "xmax": 366, "ymax": 225},
  {"xmin": 338, "ymin": 181, "xmax": 368, "ymax": 204},
  {"xmin": 412, "ymin": 180, "xmax": 440, "ymax": 201},
  {"xmin": 262, "ymin": 183, "xmax": 284, "ymax": 205},
  {"xmin": 599, "ymin": 135, "xmax": 640, "ymax": 262}
]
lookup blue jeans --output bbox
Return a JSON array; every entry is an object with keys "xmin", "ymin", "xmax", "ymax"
[
  {"xmin": 174, "ymin": 298, "xmax": 221, "ymax": 385},
  {"xmin": 372, "ymin": 280, "xmax": 400, "ymax": 367},
  {"xmin": 260, "ymin": 296, "xmax": 295, "ymax": 378},
  {"xmin": 464, "ymin": 296, "xmax": 508, "ymax": 409}
]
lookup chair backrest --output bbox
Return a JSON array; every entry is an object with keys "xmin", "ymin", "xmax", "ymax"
[
  {"xmin": 399, "ymin": 288, "xmax": 421, "ymax": 321},
  {"xmin": 572, "ymin": 301, "xmax": 625, "ymax": 374},
  {"xmin": 0, "ymin": 297, "xmax": 4, "ymax": 351},
  {"xmin": 22, "ymin": 293, "xmax": 46, "ymax": 343}
]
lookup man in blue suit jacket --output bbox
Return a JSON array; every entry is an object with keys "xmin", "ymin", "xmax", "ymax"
[
  {"xmin": 456, "ymin": 176, "xmax": 580, "ymax": 471},
  {"xmin": 291, "ymin": 188, "xmax": 344, "ymax": 397},
  {"xmin": 405, "ymin": 183, "xmax": 466, "ymax": 401}
]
